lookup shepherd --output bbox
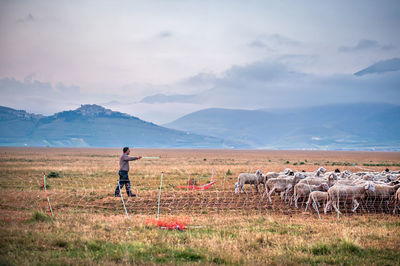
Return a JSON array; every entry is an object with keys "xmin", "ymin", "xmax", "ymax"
[{"xmin": 115, "ymin": 147, "xmax": 142, "ymax": 197}]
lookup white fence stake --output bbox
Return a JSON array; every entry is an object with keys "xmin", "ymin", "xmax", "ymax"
[
  {"xmin": 43, "ymin": 174, "xmax": 54, "ymax": 217},
  {"xmin": 157, "ymin": 172, "xmax": 164, "ymax": 219},
  {"xmin": 119, "ymin": 181, "xmax": 130, "ymax": 219}
]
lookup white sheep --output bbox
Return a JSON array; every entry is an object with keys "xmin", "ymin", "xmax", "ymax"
[
  {"xmin": 298, "ymin": 173, "xmax": 336, "ymax": 187},
  {"xmin": 235, "ymin": 170, "xmax": 263, "ymax": 194},
  {"xmin": 262, "ymin": 172, "xmax": 305, "ymax": 203},
  {"xmin": 293, "ymin": 182, "xmax": 329, "ymax": 208},
  {"xmin": 365, "ymin": 183, "xmax": 400, "ymax": 212},
  {"xmin": 305, "ymin": 191, "xmax": 329, "ymax": 213},
  {"xmin": 263, "ymin": 172, "xmax": 279, "ymax": 180},
  {"xmin": 324, "ymin": 182, "xmax": 376, "ymax": 214}
]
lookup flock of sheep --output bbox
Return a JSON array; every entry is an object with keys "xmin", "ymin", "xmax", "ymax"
[{"xmin": 234, "ymin": 167, "xmax": 400, "ymax": 214}]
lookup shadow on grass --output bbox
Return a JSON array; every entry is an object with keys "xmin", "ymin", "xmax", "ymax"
[{"xmin": 293, "ymin": 238, "xmax": 400, "ymax": 265}]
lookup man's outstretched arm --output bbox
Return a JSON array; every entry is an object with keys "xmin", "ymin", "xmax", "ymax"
[{"xmin": 123, "ymin": 156, "xmax": 142, "ymax": 161}]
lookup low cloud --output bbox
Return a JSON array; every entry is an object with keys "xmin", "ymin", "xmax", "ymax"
[
  {"xmin": 248, "ymin": 34, "xmax": 300, "ymax": 50},
  {"xmin": 16, "ymin": 13, "xmax": 34, "ymax": 23},
  {"xmin": 157, "ymin": 31, "xmax": 173, "ymax": 38},
  {"xmin": 2, "ymin": 58, "xmax": 400, "ymax": 124},
  {"xmin": 139, "ymin": 58, "xmax": 400, "ymax": 113},
  {"xmin": 0, "ymin": 77, "xmax": 84, "ymax": 115},
  {"xmin": 339, "ymin": 39, "xmax": 395, "ymax": 52}
]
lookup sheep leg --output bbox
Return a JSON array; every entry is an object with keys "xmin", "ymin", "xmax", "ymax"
[
  {"xmin": 301, "ymin": 195, "xmax": 307, "ymax": 208},
  {"xmin": 324, "ymin": 200, "xmax": 330, "ymax": 212},
  {"xmin": 324, "ymin": 200, "xmax": 331, "ymax": 214},
  {"xmin": 313, "ymin": 201, "xmax": 319, "ymax": 213},
  {"xmin": 385, "ymin": 200, "xmax": 390, "ymax": 213},
  {"xmin": 305, "ymin": 200, "xmax": 310, "ymax": 212},
  {"xmin": 331, "ymin": 200, "xmax": 341, "ymax": 214},
  {"xmin": 268, "ymin": 188, "xmax": 276, "ymax": 203},
  {"xmin": 352, "ymin": 199, "xmax": 360, "ymax": 213},
  {"xmin": 295, "ymin": 195, "xmax": 299, "ymax": 208},
  {"xmin": 261, "ymin": 187, "xmax": 269, "ymax": 202},
  {"xmin": 240, "ymin": 183, "xmax": 247, "ymax": 194},
  {"xmin": 284, "ymin": 188, "xmax": 291, "ymax": 203},
  {"xmin": 280, "ymin": 191, "xmax": 285, "ymax": 200}
]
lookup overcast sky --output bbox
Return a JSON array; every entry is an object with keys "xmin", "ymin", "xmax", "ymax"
[{"xmin": 0, "ymin": 0, "xmax": 399, "ymax": 123}]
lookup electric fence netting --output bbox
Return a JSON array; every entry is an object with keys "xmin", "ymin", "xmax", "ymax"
[{"xmin": 17, "ymin": 168, "xmax": 400, "ymax": 220}]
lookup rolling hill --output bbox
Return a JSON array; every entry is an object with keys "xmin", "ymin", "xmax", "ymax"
[
  {"xmin": 164, "ymin": 103, "xmax": 400, "ymax": 150},
  {"xmin": 0, "ymin": 104, "xmax": 242, "ymax": 148}
]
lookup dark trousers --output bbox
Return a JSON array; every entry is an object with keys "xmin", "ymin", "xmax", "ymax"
[{"xmin": 115, "ymin": 170, "xmax": 133, "ymax": 196}]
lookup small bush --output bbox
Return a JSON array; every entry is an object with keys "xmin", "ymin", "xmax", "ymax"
[
  {"xmin": 311, "ymin": 243, "xmax": 330, "ymax": 255},
  {"xmin": 338, "ymin": 240, "xmax": 363, "ymax": 255},
  {"xmin": 30, "ymin": 211, "xmax": 51, "ymax": 222},
  {"xmin": 47, "ymin": 171, "xmax": 61, "ymax": 178},
  {"xmin": 286, "ymin": 161, "xmax": 290, "ymax": 164},
  {"xmin": 300, "ymin": 162, "xmax": 305, "ymax": 165},
  {"xmin": 226, "ymin": 169, "xmax": 232, "ymax": 176},
  {"xmin": 293, "ymin": 162, "xmax": 298, "ymax": 166},
  {"xmin": 203, "ymin": 158, "xmax": 207, "ymax": 161}
]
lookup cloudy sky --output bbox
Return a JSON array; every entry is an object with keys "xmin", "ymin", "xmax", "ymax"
[{"xmin": 0, "ymin": 0, "xmax": 399, "ymax": 123}]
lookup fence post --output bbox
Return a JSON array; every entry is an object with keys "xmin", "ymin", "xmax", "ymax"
[
  {"xmin": 43, "ymin": 174, "xmax": 54, "ymax": 217},
  {"xmin": 119, "ymin": 181, "xmax": 130, "ymax": 219},
  {"xmin": 157, "ymin": 172, "xmax": 164, "ymax": 219}
]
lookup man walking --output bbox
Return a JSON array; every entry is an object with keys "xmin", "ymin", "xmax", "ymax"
[{"xmin": 115, "ymin": 147, "xmax": 141, "ymax": 197}]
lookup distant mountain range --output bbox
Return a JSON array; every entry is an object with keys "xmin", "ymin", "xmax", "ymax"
[
  {"xmin": 0, "ymin": 105, "xmax": 240, "ymax": 148},
  {"xmin": 1, "ymin": 103, "xmax": 399, "ymax": 150},
  {"xmin": 164, "ymin": 103, "xmax": 400, "ymax": 150}
]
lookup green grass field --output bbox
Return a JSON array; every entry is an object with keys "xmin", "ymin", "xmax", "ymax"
[{"xmin": 1, "ymin": 148, "xmax": 399, "ymax": 265}]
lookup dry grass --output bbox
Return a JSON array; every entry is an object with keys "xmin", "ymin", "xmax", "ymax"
[{"xmin": 0, "ymin": 148, "xmax": 399, "ymax": 265}]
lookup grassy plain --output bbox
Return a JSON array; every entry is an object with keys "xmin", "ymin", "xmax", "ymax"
[{"xmin": 0, "ymin": 148, "xmax": 399, "ymax": 265}]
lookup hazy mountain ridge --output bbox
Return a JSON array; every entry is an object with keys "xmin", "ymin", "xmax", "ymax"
[
  {"xmin": 164, "ymin": 103, "xmax": 400, "ymax": 150},
  {"xmin": 354, "ymin": 58, "xmax": 400, "ymax": 76},
  {"xmin": 140, "ymin": 93, "xmax": 198, "ymax": 104},
  {"xmin": 0, "ymin": 104, "xmax": 242, "ymax": 148},
  {"xmin": 1, "ymin": 103, "xmax": 399, "ymax": 150}
]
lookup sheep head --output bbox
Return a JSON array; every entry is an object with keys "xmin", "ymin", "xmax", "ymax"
[
  {"xmin": 364, "ymin": 182, "xmax": 376, "ymax": 193},
  {"xmin": 293, "ymin": 172, "xmax": 305, "ymax": 183},
  {"xmin": 321, "ymin": 183, "xmax": 329, "ymax": 191},
  {"xmin": 329, "ymin": 173, "xmax": 338, "ymax": 180},
  {"xmin": 343, "ymin": 170, "xmax": 351, "ymax": 175},
  {"xmin": 318, "ymin": 167, "xmax": 327, "ymax": 174},
  {"xmin": 234, "ymin": 182, "xmax": 239, "ymax": 194},
  {"xmin": 284, "ymin": 168, "xmax": 292, "ymax": 175}
]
